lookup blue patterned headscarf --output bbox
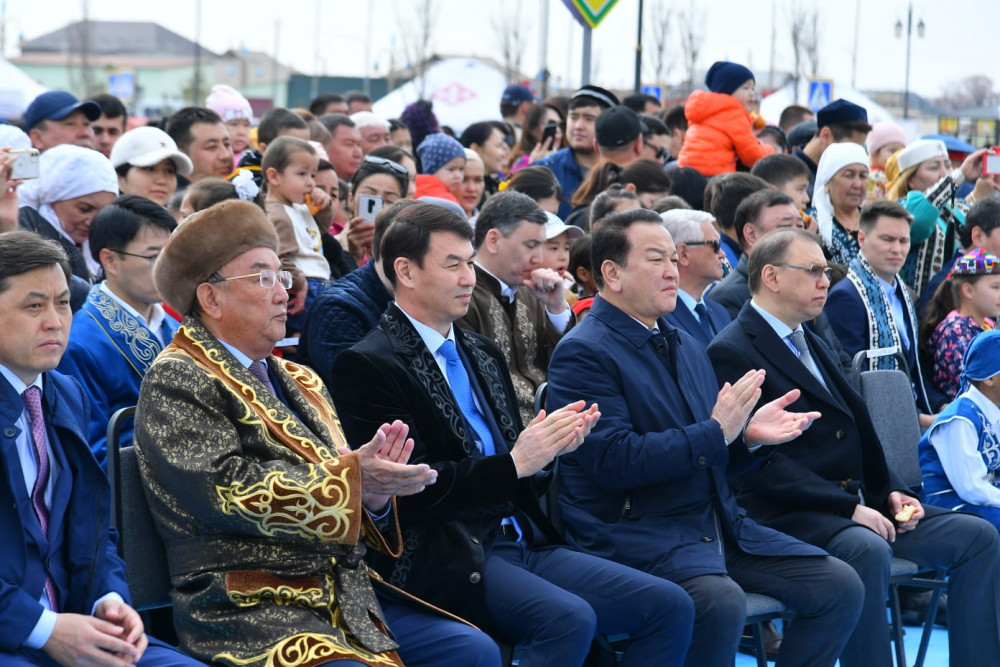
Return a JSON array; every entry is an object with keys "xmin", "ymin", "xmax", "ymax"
[
  {"xmin": 416, "ymin": 133, "xmax": 465, "ymax": 175},
  {"xmin": 962, "ymin": 329, "xmax": 1000, "ymax": 391}
]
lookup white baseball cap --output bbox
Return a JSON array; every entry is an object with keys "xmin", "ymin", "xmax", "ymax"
[
  {"xmin": 110, "ymin": 126, "xmax": 193, "ymax": 175},
  {"xmin": 544, "ymin": 211, "xmax": 584, "ymax": 240}
]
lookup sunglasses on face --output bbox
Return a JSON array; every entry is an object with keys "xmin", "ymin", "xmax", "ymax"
[{"xmin": 684, "ymin": 239, "xmax": 721, "ymax": 253}]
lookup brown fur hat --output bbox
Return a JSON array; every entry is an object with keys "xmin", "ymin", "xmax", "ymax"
[{"xmin": 154, "ymin": 199, "xmax": 278, "ymax": 315}]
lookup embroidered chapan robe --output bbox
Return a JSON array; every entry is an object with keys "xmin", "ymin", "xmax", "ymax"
[
  {"xmin": 135, "ymin": 317, "xmax": 420, "ymax": 667},
  {"xmin": 57, "ymin": 286, "xmax": 180, "ymax": 467}
]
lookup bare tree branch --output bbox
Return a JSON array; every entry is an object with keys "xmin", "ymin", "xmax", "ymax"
[
  {"xmin": 393, "ymin": 0, "xmax": 438, "ymax": 98},
  {"xmin": 806, "ymin": 9, "xmax": 820, "ymax": 77},
  {"xmin": 786, "ymin": 2, "xmax": 807, "ymax": 103},
  {"xmin": 677, "ymin": 0, "xmax": 703, "ymax": 89},
  {"xmin": 647, "ymin": 0, "xmax": 673, "ymax": 84},
  {"xmin": 937, "ymin": 75, "xmax": 997, "ymax": 110},
  {"xmin": 492, "ymin": 0, "xmax": 528, "ymax": 81}
]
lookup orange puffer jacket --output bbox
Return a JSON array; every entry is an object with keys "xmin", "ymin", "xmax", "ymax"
[{"xmin": 677, "ymin": 90, "xmax": 775, "ymax": 176}]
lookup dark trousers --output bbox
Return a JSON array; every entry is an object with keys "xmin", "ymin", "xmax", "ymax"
[
  {"xmin": 11, "ymin": 638, "xmax": 201, "ymax": 666},
  {"xmin": 377, "ymin": 591, "xmax": 502, "ymax": 667},
  {"xmin": 824, "ymin": 512, "xmax": 1000, "ymax": 667},
  {"xmin": 485, "ymin": 539, "xmax": 694, "ymax": 667},
  {"xmin": 679, "ymin": 551, "xmax": 864, "ymax": 667}
]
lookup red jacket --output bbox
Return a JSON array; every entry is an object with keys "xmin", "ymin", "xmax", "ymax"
[
  {"xmin": 414, "ymin": 174, "xmax": 461, "ymax": 204},
  {"xmin": 677, "ymin": 90, "xmax": 775, "ymax": 176}
]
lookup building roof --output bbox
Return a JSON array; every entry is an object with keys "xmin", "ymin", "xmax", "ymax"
[{"xmin": 20, "ymin": 20, "xmax": 216, "ymax": 58}]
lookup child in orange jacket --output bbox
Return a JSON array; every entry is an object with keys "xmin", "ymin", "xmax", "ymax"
[{"xmin": 678, "ymin": 61, "xmax": 775, "ymax": 176}]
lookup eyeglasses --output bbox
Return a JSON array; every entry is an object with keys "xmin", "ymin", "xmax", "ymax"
[
  {"xmin": 683, "ymin": 239, "xmax": 721, "ymax": 253},
  {"xmin": 209, "ymin": 269, "xmax": 293, "ymax": 289},
  {"xmin": 772, "ymin": 263, "xmax": 834, "ymax": 281},
  {"xmin": 113, "ymin": 249, "xmax": 160, "ymax": 263},
  {"xmin": 362, "ymin": 155, "xmax": 409, "ymax": 177},
  {"xmin": 643, "ymin": 142, "xmax": 668, "ymax": 162}
]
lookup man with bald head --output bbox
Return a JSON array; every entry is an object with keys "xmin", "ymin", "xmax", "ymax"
[{"xmin": 135, "ymin": 199, "xmax": 500, "ymax": 667}]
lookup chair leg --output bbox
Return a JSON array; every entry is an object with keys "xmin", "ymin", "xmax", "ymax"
[
  {"xmin": 751, "ymin": 621, "xmax": 769, "ymax": 667},
  {"xmin": 888, "ymin": 585, "xmax": 907, "ymax": 667},
  {"xmin": 913, "ymin": 587, "xmax": 944, "ymax": 667}
]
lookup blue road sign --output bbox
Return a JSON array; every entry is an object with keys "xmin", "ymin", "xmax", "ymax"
[
  {"xmin": 642, "ymin": 84, "xmax": 664, "ymax": 102},
  {"xmin": 808, "ymin": 79, "xmax": 832, "ymax": 112}
]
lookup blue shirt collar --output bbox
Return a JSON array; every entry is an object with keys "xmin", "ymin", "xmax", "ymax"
[
  {"xmin": 677, "ymin": 288, "xmax": 699, "ymax": 313},
  {"xmin": 395, "ymin": 302, "xmax": 456, "ymax": 354},
  {"xmin": 0, "ymin": 363, "xmax": 43, "ymax": 397},
  {"xmin": 217, "ymin": 339, "xmax": 256, "ymax": 369},
  {"xmin": 750, "ymin": 299, "xmax": 805, "ymax": 340}
]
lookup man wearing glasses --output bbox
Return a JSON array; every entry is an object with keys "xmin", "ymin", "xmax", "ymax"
[
  {"xmin": 708, "ymin": 227, "xmax": 1000, "ymax": 666},
  {"xmin": 546, "ymin": 209, "xmax": 865, "ymax": 666},
  {"xmin": 57, "ymin": 195, "xmax": 178, "ymax": 467},
  {"xmin": 661, "ymin": 208, "xmax": 731, "ymax": 347},
  {"xmin": 134, "ymin": 199, "xmax": 500, "ymax": 666}
]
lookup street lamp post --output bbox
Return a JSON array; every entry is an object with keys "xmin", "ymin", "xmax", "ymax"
[{"xmin": 895, "ymin": 3, "xmax": 925, "ymax": 119}]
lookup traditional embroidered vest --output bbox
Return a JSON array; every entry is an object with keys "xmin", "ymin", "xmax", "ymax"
[{"xmin": 920, "ymin": 394, "xmax": 1000, "ymax": 509}]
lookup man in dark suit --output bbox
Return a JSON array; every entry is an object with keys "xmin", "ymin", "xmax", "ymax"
[
  {"xmin": 332, "ymin": 203, "xmax": 695, "ymax": 666},
  {"xmin": 709, "ymin": 189, "xmax": 852, "ymax": 372},
  {"xmin": 0, "ymin": 230, "xmax": 199, "ymax": 666},
  {"xmin": 708, "ymin": 227, "xmax": 1000, "ymax": 666},
  {"xmin": 824, "ymin": 201, "xmax": 942, "ymax": 418},
  {"xmin": 545, "ymin": 209, "xmax": 863, "ymax": 667},
  {"xmin": 661, "ymin": 208, "xmax": 731, "ymax": 346}
]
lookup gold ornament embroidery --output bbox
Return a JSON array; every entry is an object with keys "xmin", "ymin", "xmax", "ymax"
[
  {"xmin": 214, "ymin": 632, "xmax": 401, "ymax": 667},
  {"xmin": 217, "ymin": 466, "xmax": 355, "ymax": 541}
]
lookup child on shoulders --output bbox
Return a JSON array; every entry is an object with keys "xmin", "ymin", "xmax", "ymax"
[{"xmin": 677, "ymin": 61, "xmax": 775, "ymax": 176}]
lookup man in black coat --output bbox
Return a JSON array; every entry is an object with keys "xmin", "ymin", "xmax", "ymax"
[
  {"xmin": 707, "ymin": 227, "xmax": 1000, "ymax": 667},
  {"xmin": 331, "ymin": 203, "xmax": 693, "ymax": 665}
]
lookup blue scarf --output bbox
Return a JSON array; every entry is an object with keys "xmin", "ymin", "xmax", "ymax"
[{"xmin": 846, "ymin": 253, "xmax": 917, "ymax": 372}]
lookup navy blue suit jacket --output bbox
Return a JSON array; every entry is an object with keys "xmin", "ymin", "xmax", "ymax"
[
  {"xmin": 664, "ymin": 297, "xmax": 731, "ymax": 348},
  {"xmin": 546, "ymin": 295, "xmax": 822, "ymax": 584},
  {"xmin": 707, "ymin": 303, "xmax": 923, "ymax": 547},
  {"xmin": 825, "ymin": 276, "xmax": 943, "ymax": 412},
  {"xmin": 0, "ymin": 370, "xmax": 129, "ymax": 652}
]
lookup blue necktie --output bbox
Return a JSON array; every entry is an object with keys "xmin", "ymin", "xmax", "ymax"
[
  {"xmin": 693, "ymin": 302, "xmax": 715, "ymax": 338},
  {"xmin": 438, "ymin": 340, "xmax": 496, "ymax": 455},
  {"xmin": 440, "ymin": 339, "xmax": 522, "ymax": 540}
]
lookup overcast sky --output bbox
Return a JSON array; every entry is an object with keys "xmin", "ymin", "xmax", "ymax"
[{"xmin": 3, "ymin": 0, "xmax": 996, "ymax": 100}]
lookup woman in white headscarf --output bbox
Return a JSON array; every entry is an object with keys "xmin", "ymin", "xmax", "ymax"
[
  {"xmin": 18, "ymin": 144, "xmax": 119, "ymax": 282},
  {"xmin": 886, "ymin": 139, "xmax": 987, "ymax": 295},
  {"xmin": 814, "ymin": 142, "xmax": 870, "ymax": 266}
]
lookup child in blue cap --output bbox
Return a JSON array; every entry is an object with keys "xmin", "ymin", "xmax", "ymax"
[
  {"xmin": 920, "ymin": 328, "xmax": 1000, "ymax": 530},
  {"xmin": 677, "ymin": 61, "xmax": 775, "ymax": 176}
]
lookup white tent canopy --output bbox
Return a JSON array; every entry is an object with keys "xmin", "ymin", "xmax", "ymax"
[
  {"xmin": 0, "ymin": 58, "xmax": 47, "ymax": 121},
  {"xmin": 760, "ymin": 81, "xmax": 896, "ymax": 126},
  {"xmin": 373, "ymin": 58, "xmax": 508, "ymax": 136}
]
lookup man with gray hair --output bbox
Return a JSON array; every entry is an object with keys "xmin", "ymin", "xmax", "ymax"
[
  {"xmin": 661, "ymin": 209, "xmax": 731, "ymax": 347},
  {"xmin": 350, "ymin": 111, "xmax": 391, "ymax": 155},
  {"xmin": 457, "ymin": 190, "xmax": 573, "ymax": 424},
  {"xmin": 134, "ymin": 199, "xmax": 499, "ymax": 666}
]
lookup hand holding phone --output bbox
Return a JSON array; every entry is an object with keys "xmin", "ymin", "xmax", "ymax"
[
  {"xmin": 540, "ymin": 122, "xmax": 559, "ymax": 149},
  {"xmin": 983, "ymin": 148, "xmax": 1000, "ymax": 177},
  {"xmin": 358, "ymin": 194, "xmax": 384, "ymax": 223},
  {"xmin": 8, "ymin": 149, "xmax": 39, "ymax": 180}
]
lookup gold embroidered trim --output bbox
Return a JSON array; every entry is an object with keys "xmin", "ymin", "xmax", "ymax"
[
  {"xmin": 217, "ymin": 466, "xmax": 355, "ymax": 542},
  {"xmin": 170, "ymin": 324, "xmax": 336, "ymax": 463},
  {"xmin": 214, "ymin": 632, "xmax": 402, "ymax": 667}
]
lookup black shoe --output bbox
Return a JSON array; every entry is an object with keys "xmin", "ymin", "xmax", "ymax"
[
  {"xmin": 737, "ymin": 621, "xmax": 782, "ymax": 660},
  {"xmin": 899, "ymin": 589, "xmax": 947, "ymax": 628}
]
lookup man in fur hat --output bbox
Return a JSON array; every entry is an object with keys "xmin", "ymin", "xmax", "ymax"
[{"xmin": 134, "ymin": 199, "xmax": 502, "ymax": 667}]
